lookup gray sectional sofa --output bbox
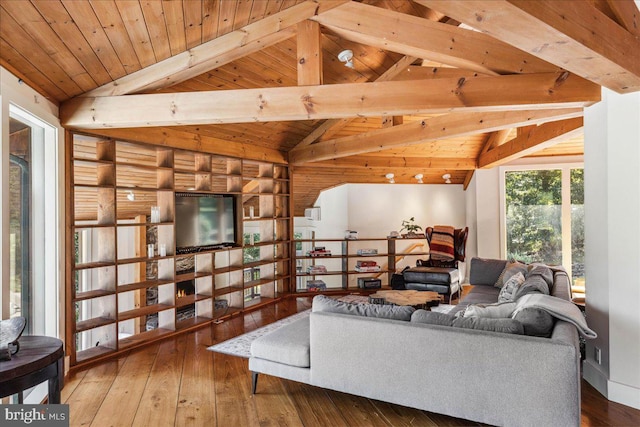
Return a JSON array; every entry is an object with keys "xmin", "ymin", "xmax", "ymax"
[{"xmin": 249, "ymin": 257, "xmax": 583, "ymax": 427}]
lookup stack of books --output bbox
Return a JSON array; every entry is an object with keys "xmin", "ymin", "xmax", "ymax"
[
  {"xmin": 357, "ymin": 248, "xmax": 378, "ymax": 256},
  {"xmin": 355, "ymin": 260, "xmax": 381, "ymax": 272},
  {"xmin": 307, "ymin": 265, "xmax": 327, "ymax": 274},
  {"xmin": 308, "ymin": 246, "xmax": 332, "ymax": 257}
]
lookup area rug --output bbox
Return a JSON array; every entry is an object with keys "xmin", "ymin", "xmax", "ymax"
[{"xmin": 207, "ymin": 310, "xmax": 310, "ymax": 358}]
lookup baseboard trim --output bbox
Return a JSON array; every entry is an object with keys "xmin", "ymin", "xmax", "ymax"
[
  {"xmin": 583, "ymin": 361, "xmax": 640, "ymax": 410},
  {"xmin": 609, "ymin": 380, "xmax": 640, "ymax": 410}
]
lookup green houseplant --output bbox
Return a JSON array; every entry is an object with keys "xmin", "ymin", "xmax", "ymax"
[{"xmin": 399, "ymin": 217, "xmax": 423, "ymax": 237}]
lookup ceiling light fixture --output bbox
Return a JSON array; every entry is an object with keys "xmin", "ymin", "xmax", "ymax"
[
  {"xmin": 442, "ymin": 173, "xmax": 451, "ymax": 184},
  {"xmin": 126, "ymin": 190, "xmax": 135, "ymax": 201},
  {"xmin": 385, "ymin": 173, "xmax": 395, "ymax": 184},
  {"xmin": 414, "ymin": 173, "xmax": 424, "ymax": 184},
  {"xmin": 338, "ymin": 49, "xmax": 354, "ymax": 68}
]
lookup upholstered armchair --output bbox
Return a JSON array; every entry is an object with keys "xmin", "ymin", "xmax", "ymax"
[{"xmin": 402, "ymin": 226, "xmax": 469, "ymax": 303}]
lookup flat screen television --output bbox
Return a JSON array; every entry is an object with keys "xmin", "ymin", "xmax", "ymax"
[{"xmin": 175, "ymin": 192, "xmax": 237, "ymax": 253}]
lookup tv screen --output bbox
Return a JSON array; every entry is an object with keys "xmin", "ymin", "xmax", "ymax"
[{"xmin": 175, "ymin": 193, "xmax": 237, "ymax": 252}]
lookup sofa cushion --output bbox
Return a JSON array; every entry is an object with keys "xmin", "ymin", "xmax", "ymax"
[
  {"xmin": 513, "ymin": 274, "xmax": 551, "ymax": 300},
  {"xmin": 452, "ymin": 317, "xmax": 525, "ymax": 335},
  {"xmin": 312, "ymin": 295, "xmax": 415, "ymax": 321},
  {"xmin": 469, "ymin": 257, "xmax": 508, "ymax": 286},
  {"xmin": 250, "ymin": 317, "xmax": 311, "ymax": 367},
  {"xmin": 494, "ymin": 261, "xmax": 529, "ymax": 288},
  {"xmin": 411, "ymin": 310, "xmax": 456, "ymax": 326},
  {"xmin": 462, "ymin": 301, "xmax": 517, "ymax": 318},
  {"xmin": 512, "ymin": 307, "xmax": 555, "ymax": 337},
  {"xmin": 498, "ymin": 272, "xmax": 526, "ymax": 303}
]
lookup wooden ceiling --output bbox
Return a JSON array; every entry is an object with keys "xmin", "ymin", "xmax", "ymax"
[{"xmin": 2, "ymin": 0, "xmax": 639, "ymax": 215}]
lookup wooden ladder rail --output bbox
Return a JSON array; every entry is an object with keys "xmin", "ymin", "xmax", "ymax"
[{"xmin": 373, "ymin": 243, "xmax": 425, "ymax": 279}]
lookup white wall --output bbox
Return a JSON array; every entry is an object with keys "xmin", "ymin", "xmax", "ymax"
[
  {"xmin": 474, "ymin": 168, "xmax": 502, "ymax": 258},
  {"xmin": 346, "ymin": 183, "xmax": 466, "ymax": 238},
  {"xmin": 465, "ymin": 174, "xmax": 478, "ymax": 270},
  {"xmin": 583, "ymin": 88, "xmax": 640, "ymax": 410}
]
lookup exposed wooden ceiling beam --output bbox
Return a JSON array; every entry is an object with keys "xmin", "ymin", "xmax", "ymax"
[
  {"xmin": 478, "ymin": 117, "xmax": 584, "ymax": 168},
  {"xmin": 82, "ymin": 127, "xmax": 286, "ymax": 164},
  {"xmin": 605, "ymin": 0, "xmax": 640, "ymax": 36},
  {"xmin": 417, "ymin": 0, "xmax": 640, "ymax": 93},
  {"xmin": 311, "ymin": 1, "xmax": 559, "ymax": 75},
  {"xmin": 463, "ymin": 170, "xmax": 475, "ymax": 190},
  {"xmin": 290, "ymin": 108, "xmax": 583, "ymax": 164},
  {"xmin": 393, "ymin": 66, "xmax": 489, "ymax": 82},
  {"xmin": 62, "ymin": 72, "xmax": 599, "ymax": 129},
  {"xmin": 479, "ymin": 129, "xmax": 512, "ymax": 156},
  {"xmin": 306, "ymin": 156, "xmax": 477, "ymax": 169},
  {"xmin": 293, "ymin": 55, "xmax": 417, "ymax": 149},
  {"xmin": 297, "ymin": 20, "xmax": 323, "ymax": 86},
  {"xmin": 81, "ymin": 1, "xmax": 333, "ymax": 97}
]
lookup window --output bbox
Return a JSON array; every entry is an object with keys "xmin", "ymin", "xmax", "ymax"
[
  {"xmin": 6, "ymin": 106, "xmax": 59, "ymax": 335},
  {"xmin": 502, "ymin": 165, "xmax": 584, "ymax": 283}
]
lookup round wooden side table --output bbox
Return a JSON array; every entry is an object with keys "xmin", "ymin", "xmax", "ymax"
[{"xmin": 0, "ymin": 336, "xmax": 64, "ymax": 404}]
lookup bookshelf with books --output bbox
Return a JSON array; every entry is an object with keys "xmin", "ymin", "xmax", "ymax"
[{"xmin": 294, "ymin": 237, "xmax": 428, "ymax": 292}]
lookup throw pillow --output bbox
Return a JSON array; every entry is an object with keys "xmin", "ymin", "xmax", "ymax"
[
  {"xmin": 513, "ymin": 275, "xmax": 551, "ymax": 301},
  {"xmin": 527, "ymin": 264, "xmax": 554, "ymax": 288},
  {"xmin": 498, "ymin": 272, "xmax": 526, "ymax": 303},
  {"xmin": 494, "ymin": 261, "xmax": 529, "ymax": 288},
  {"xmin": 452, "ymin": 317, "xmax": 524, "ymax": 334},
  {"xmin": 469, "ymin": 257, "xmax": 508, "ymax": 286},
  {"xmin": 411, "ymin": 310, "xmax": 456, "ymax": 326},
  {"xmin": 312, "ymin": 295, "xmax": 415, "ymax": 321},
  {"xmin": 512, "ymin": 307, "xmax": 555, "ymax": 337},
  {"xmin": 463, "ymin": 301, "xmax": 517, "ymax": 318}
]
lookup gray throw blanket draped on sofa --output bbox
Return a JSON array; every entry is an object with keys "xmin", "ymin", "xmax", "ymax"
[{"xmin": 513, "ymin": 293, "xmax": 597, "ymax": 339}]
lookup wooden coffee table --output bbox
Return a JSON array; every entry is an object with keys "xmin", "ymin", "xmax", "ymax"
[{"xmin": 368, "ymin": 290, "xmax": 442, "ymax": 308}]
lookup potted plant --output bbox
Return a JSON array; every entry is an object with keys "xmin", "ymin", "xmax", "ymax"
[{"xmin": 399, "ymin": 217, "xmax": 424, "ymax": 237}]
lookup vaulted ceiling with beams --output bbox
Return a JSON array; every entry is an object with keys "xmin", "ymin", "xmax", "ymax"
[{"xmin": 2, "ymin": 0, "xmax": 639, "ymax": 215}]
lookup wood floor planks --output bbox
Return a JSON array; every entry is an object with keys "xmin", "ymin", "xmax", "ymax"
[
  {"xmin": 64, "ymin": 297, "xmax": 640, "ymax": 427},
  {"xmin": 175, "ymin": 329, "xmax": 216, "ymax": 427},
  {"xmin": 89, "ymin": 343, "xmax": 160, "ymax": 427},
  {"xmin": 131, "ymin": 336, "xmax": 187, "ymax": 427}
]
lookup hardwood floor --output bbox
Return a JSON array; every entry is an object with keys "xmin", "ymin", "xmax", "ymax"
[{"xmin": 62, "ymin": 297, "xmax": 640, "ymax": 427}]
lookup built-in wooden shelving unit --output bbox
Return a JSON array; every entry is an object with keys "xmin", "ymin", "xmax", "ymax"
[
  {"xmin": 67, "ymin": 133, "xmax": 292, "ymax": 366},
  {"xmin": 295, "ymin": 237, "xmax": 428, "ymax": 292}
]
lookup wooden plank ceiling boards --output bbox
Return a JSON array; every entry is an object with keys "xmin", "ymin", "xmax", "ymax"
[{"xmin": 3, "ymin": 0, "xmax": 639, "ymax": 215}]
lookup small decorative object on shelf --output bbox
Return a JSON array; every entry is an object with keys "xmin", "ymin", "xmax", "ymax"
[
  {"xmin": 306, "ymin": 280, "xmax": 327, "ymax": 291},
  {"xmin": 0, "ymin": 317, "xmax": 27, "ymax": 361},
  {"xmin": 150, "ymin": 206, "xmax": 160, "ymax": 223},
  {"xmin": 400, "ymin": 217, "xmax": 424, "ymax": 238},
  {"xmin": 388, "ymin": 231, "xmax": 400, "ymax": 238},
  {"xmin": 345, "ymin": 230, "xmax": 358, "ymax": 240}
]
